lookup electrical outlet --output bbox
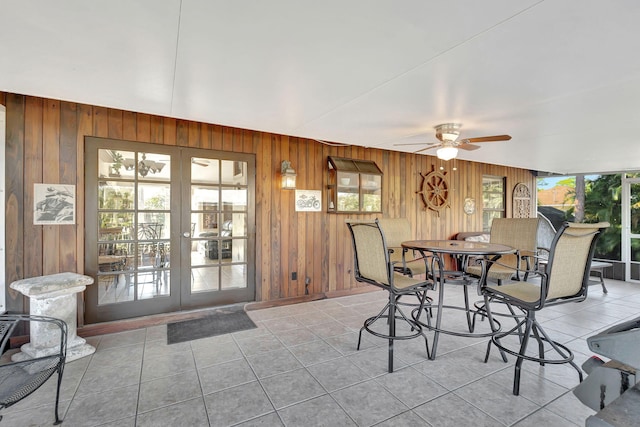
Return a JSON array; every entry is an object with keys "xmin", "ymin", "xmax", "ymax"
[{"xmin": 291, "ymin": 272, "xmax": 297, "ymax": 280}]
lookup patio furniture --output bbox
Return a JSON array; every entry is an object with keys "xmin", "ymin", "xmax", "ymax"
[
  {"xmin": 0, "ymin": 315, "xmax": 67, "ymax": 425},
  {"xmin": 588, "ymin": 261, "xmax": 612, "ymax": 293},
  {"xmin": 402, "ymin": 239, "xmax": 515, "ymax": 359},
  {"xmin": 198, "ymin": 220, "xmax": 233, "ymax": 260},
  {"xmin": 345, "ymin": 219, "xmax": 433, "ymax": 372},
  {"xmin": 465, "ymin": 218, "xmax": 540, "ymax": 284},
  {"xmin": 377, "ymin": 218, "xmax": 427, "ymax": 277},
  {"xmin": 10, "ymin": 273, "xmax": 95, "ymax": 362},
  {"xmin": 480, "ymin": 221, "xmax": 609, "ymax": 395}
]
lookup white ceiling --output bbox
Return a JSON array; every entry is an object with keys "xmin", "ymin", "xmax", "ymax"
[{"xmin": 2, "ymin": 0, "xmax": 640, "ymax": 175}]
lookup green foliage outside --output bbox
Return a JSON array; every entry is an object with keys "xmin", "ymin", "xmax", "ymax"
[{"xmin": 540, "ymin": 173, "xmax": 640, "ymax": 261}]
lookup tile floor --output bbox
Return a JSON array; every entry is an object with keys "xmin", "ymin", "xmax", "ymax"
[{"xmin": 3, "ymin": 279, "xmax": 640, "ymax": 426}]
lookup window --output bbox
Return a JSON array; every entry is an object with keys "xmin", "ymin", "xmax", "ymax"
[
  {"xmin": 482, "ymin": 175, "xmax": 505, "ymax": 232},
  {"xmin": 327, "ymin": 157, "xmax": 382, "ymax": 213}
]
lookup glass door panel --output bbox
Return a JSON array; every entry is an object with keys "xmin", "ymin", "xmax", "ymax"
[{"xmin": 181, "ymin": 151, "xmax": 254, "ymax": 308}]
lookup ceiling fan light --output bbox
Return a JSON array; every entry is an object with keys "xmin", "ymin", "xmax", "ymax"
[{"xmin": 436, "ymin": 146, "xmax": 458, "ymax": 161}]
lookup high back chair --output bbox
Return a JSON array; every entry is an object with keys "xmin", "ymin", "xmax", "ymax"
[
  {"xmin": 466, "ymin": 218, "xmax": 540, "ymax": 284},
  {"xmin": 377, "ymin": 218, "xmax": 426, "ymax": 277},
  {"xmin": 481, "ymin": 221, "xmax": 609, "ymax": 395},
  {"xmin": 345, "ymin": 219, "xmax": 433, "ymax": 372}
]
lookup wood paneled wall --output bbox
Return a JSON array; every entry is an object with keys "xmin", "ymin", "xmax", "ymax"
[{"xmin": 2, "ymin": 92, "xmax": 536, "ymax": 315}]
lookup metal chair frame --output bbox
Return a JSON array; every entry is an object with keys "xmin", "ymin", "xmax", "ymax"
[
  {"xmin": 480, "ymin": 221, "xmax": 609, "ymax": 395},
  {"xmin": 0, "ymin": 315, "xmax": 67, "ymax": 424},
  {"xmin": 346, "ymin": 219, "xmax": 433, "ymax": 373}
]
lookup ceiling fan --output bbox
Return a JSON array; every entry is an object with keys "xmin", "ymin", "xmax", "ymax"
[{"xmin": 394, "ymin": 123, "xmax": 511, "ymax": 160}]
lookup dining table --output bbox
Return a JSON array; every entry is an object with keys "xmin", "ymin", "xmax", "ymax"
[{"xmin": 401, "ymin": 239, "xmax": 515, "ymax": 359}]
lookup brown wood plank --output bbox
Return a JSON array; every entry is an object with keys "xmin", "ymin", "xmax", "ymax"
[
  {"xmin": 211, "ymin": 125, "xmax": 223, "ymax": 150},
  {"xmin": 150, "ymin": 115, "xmax": 164, "ymax": 144},
  {"xmin": 256, "ymin": 131, "xmax": 272, "ymax": 301},
  {"xmin": 42, "ymin": 99, "xmax": 60, "ymax": 275},
  {"xmin": 176, "ymin": 119, "xmax": 189, "ymax": 148},
  {"xmin": 122, "ymin": 111, "xmax": 136, "ymax": 141},
  {"xmin": 23, "ymin": 97, "xmax": 43, "ymax": 280},
  {"xmin": 59, "ymin": 101, "xmax": 78, "ymax": 272},
  {"xmin": 136, "ymin": 113, "xmax": 151, "ymax": 143},
  {"xmin": 107, "ymin": 109, "xmax": 123, "ymax": 139},
  {"xmin": 163, "ymin": 117, "xmax": 177, "ymax": 146},
  {"xmin": 93, "ymin": 106, "xmax": 108, "ymax": 137},
  {"xmin": 5, "ymin": 94, "xmax": 26, "ymax": 313},
  {"xmin": 188, "ymin": 121, "xmax": 200, "ymax": 148},
  {"xmin": 76, "ymin": 106, "xmax": 93, "ymax": 263}
]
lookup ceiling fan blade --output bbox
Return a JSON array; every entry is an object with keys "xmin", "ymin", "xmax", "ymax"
[
  {"xmin": 458, "ymin": 143, "xmax": 481, "ymax": 151},
  {"xmin": 462, "ymin": 135, "xmax": 512, "ymax": 143},
  {"xmin": 415, "ymin": 145, "xmax": 439, "ymax": 154},
  {"xmin": 393, "ymin": 142, "xmax": 429, "ymax": 146},
  {"xmin": 458, "ymin": 143, "xmax": 480, "ymax": 151}
]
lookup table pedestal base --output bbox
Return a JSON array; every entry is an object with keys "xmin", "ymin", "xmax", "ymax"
[{"xmin": 10, "ymin": 272, "xmax": 95, "ymax": 362}]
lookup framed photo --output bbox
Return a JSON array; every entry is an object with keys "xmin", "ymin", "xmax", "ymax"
[
  {"xmin": 295, "ymin": 190, "xmax": 322, "ymax": 212},
  {"xmin": 202, "ymin": 202, "xmax": 218, "ymax": 230},
  {"xmin": 34, "ymin": 184, "xmax": 76, "ymax": 225}
]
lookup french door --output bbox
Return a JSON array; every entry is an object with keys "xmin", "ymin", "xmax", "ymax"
[
  {"xmin": 84, "ymin": 137, "xmax": 255, "ymax": 323},
  {"xmin": 623, "ymin": 175, "xmax": 640, "ymax": 282}
]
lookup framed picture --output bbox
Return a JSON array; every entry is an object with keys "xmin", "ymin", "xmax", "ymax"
[
  {"xmin": 34, "ymin": 184, "xmax": 76, "ymax": 225},
  {"xmin": 295, "ymin": 190, "xmax": 322, "ymax": 212},
  {"xmin": 202, "ymin": 202, "xmax": 218, "ymax": 230}
]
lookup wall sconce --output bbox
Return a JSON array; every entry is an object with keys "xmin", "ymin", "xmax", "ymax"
[{"xmin": 281, "ymin": 160, "xmax": 297, "ymax": 189}]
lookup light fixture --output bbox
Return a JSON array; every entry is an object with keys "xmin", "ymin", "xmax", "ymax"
[
  {"xmin": 121, "ymin": 153, "xmax": 165, "ymax": 177},
  {"xmin": 436, "ymin": 146, "xmax": 458, "ymax": 161},
  {"xmin": 280, "ymin": 160, "xmax": 296, "ymax": 189},
  {"xmin": 435, "ymin": 123, "xmax": 461, "ymax": 143}
]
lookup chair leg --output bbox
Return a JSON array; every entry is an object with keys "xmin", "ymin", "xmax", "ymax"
[
  {"xmin": 358, "ymin": 299, "xmax": 390, "ymax": 351},
  {"xmin": 482, "ymin": 294, "xmax": 508, "ymax": 363},
  {"xmin": 531, "ymin": 318, "xmax": 584, "ymax": 383},
  {"xmin": 53, "ymin": 365, "xmax": 65, "ymax": 424},
  {"xmin": 388, "ymin": 295, "xmax": 397, "ymax": 373},
  {"xmin": 531, "ymin": 321, "xmax": 546, "ymax": 367},
  {"xmin": 463, "ymin": 285, "xmax": 474, "ymax": 333},
  {"xmin": 514, "ymin": 313, "xmax": 534, "ymax": 396}
]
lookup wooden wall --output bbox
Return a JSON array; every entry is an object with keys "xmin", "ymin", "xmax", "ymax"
[{"xmin": 2, "ymin": 92, "xmax": 536, "ymax": 316}]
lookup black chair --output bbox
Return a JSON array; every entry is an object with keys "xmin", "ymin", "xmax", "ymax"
[
  {"xmin": 200, "ymin": 220, "xmax": 233, "ymax": 260},
  {"xmin": 481, "ymin": 221, "xmax": 609, "ymax": 395},
  {"xmin": 0, "ymin": 315, "xmax": 67, "ymax": 424},
  {"xmin": 345, "ymin": 219, "xmax": 433, "ymax": 373}
]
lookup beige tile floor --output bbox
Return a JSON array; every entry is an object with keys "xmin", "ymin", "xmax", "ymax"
[{"xmin": 3, "ymin": 278, "xmax": 639, "ymax": 426}]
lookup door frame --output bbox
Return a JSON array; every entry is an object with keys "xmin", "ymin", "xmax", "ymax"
[
  {"xmin": 622, "ymin": 175, "xmax": 640, "ymax": 282},
  {"xmin": 84, "ymin": 137, "xmax": 256, "ymax": 323}
]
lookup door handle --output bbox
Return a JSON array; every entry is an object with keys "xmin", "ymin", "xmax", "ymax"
[{"xmin": 182, "ymin": 232, "xmax": 191, "ymax": 238}]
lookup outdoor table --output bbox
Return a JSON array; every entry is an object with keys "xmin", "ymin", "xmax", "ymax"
[{"xmin": 401, "ymin": 239, "xmax": 515, "ymax": 359}]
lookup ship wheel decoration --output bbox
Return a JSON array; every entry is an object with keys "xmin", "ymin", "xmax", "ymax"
[{"xmin": 417, "ymin": 166, "xmax": 450, "ymax": 215}]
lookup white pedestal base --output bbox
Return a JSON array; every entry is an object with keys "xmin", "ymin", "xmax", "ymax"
[{"xmin": 10, "ymin": 272, "xmax": 95, "ymax": 362}]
